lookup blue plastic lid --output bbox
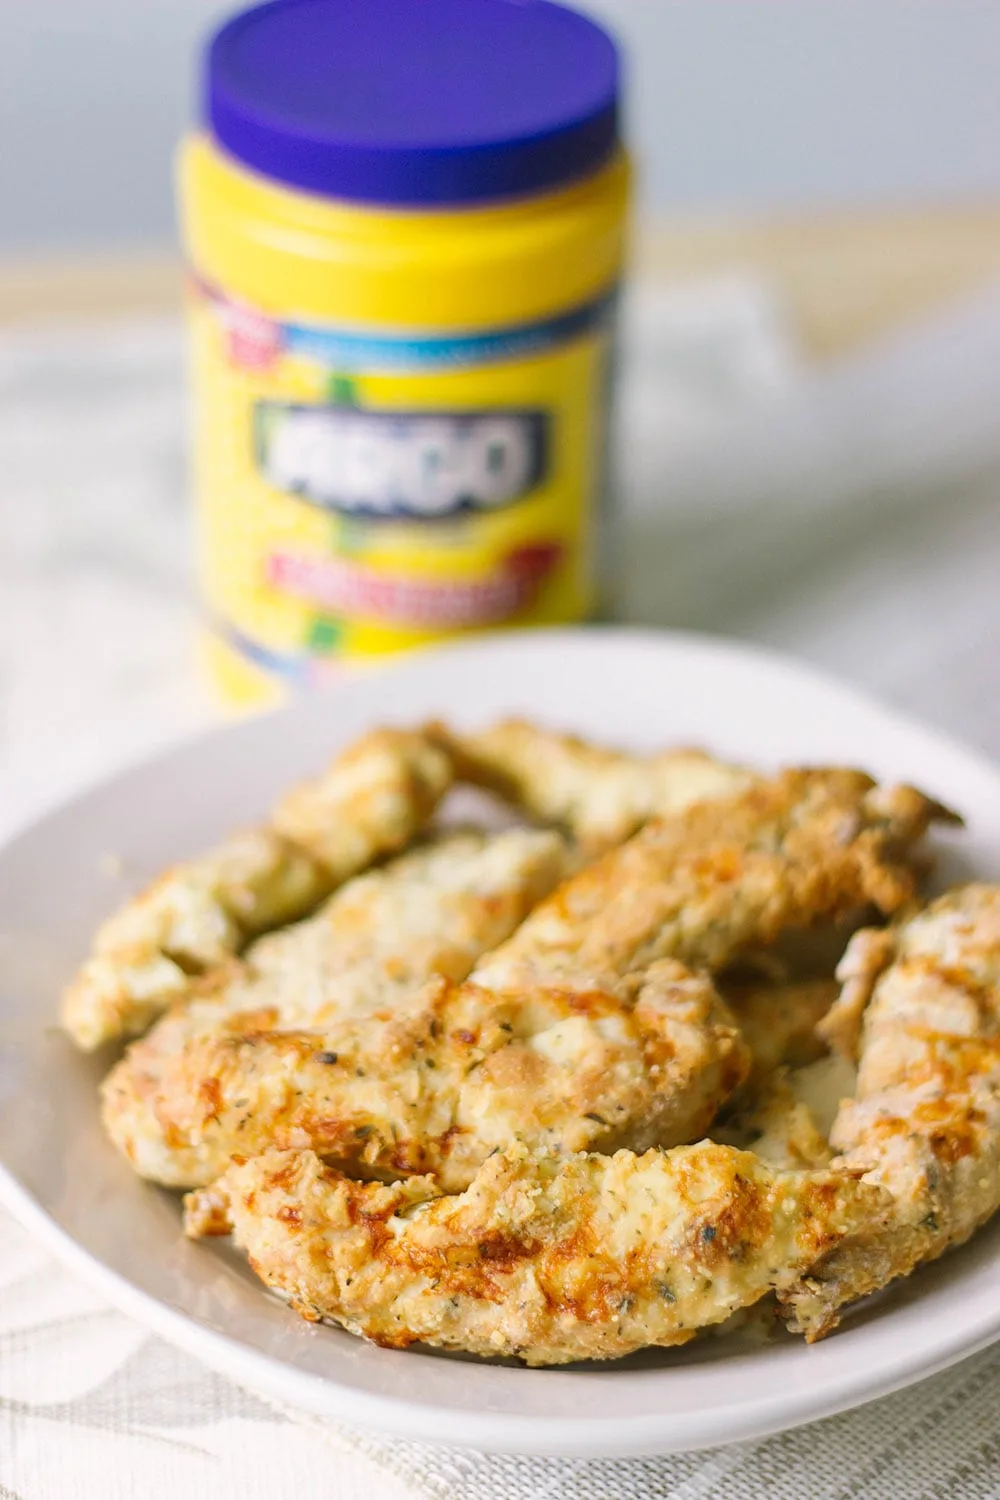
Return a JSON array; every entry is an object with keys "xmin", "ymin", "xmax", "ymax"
[{"xmin": 206, "ymin": 0, "xmax": 621, "ymax": 206}]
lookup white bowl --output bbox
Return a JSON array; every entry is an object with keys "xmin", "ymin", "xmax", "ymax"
[{"xmin": 1, "ymin": 628, "xmax": 998, "ymax": 1458}]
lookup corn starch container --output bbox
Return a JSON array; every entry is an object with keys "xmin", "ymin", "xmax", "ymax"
[{"xmin": 181, "ymin": 0, "xmax": 630, "ymax": 707}]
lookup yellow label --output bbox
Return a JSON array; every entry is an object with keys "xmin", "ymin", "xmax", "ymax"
[{"xmin": 192, "ymin": 282, "xmax": 616, "ymax": 704}]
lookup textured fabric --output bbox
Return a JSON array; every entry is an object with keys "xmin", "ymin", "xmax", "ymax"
[
  {"xmin": 4, "ymin": 1201, "xmax": 1000, "ymax": 1499},
  {"xmin": 296, "ymin": 1358, "xmax": 1000, "ymax": 1500},
  {"xmin": 3, "ymin": 301, "xmax": 1000, "ymax": 1496}
]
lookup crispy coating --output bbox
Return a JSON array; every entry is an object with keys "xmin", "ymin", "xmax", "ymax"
[
  {"xmin": 61, "ymin": 729, "xmax": 453, "ymax": 1050},
  {"xmin": 102, "ymin": 828, "xmax": 571, "ymax": 1177},
  {"xmin": 61, "ymin": 829, "xmax": 324, "ymax": 1053},
  {"xmin": 112, "ymin": 827, "xmax": 569, "ymax": 1049},
  {"xmin": 781, "ymin": 886, "xmax": 1000, "ymax": 1339},
  {"xmin": 135, "ymin": 960, "xmax": 747, "ymax": 1194},
  {"xmin": 473, "ymin": 770, "xmax": 950, "ymax": 994},
  {"xmin": 432, "ymin": 719, "xmax": 751, "ymax": 851},
  {"xmin": 269, "ymin": 728, "xmax": 451, "ymax": 873},
  {"xmin": 115, "ymin": 768, "xmax": 943, "ymax": 1201},
  {"xmin": 216, "ymin": 1142, "xmax": 886, "ymax": 1365}
]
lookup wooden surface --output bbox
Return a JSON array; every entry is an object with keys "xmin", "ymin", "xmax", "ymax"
[
  {"xmin": 0, "ymin": 253, "xmax": 182, "ymax": 328},
  {"xmin": 634, "ymin": 204, "xmax": 1000, "ymax": 357},
  {"xmin": 3, "ymin": 205, "xmax": 1000, "ymax": 356}
]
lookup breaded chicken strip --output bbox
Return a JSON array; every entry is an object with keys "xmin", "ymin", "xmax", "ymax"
[
  {"xmin": 138, "ymin": 961, "xmax": 745, "ymax": 1199},
  {"xmin": 267, "ymin": 729, "xmax": 451, "ymax": 874},
  {"xmin": 216, "ymin": 1142, "xmax": 887, "ymax": 1365},
  {"xmin": 432, "ymin": 719, "xmax": 751, "ymax": 851},
  {"xmin": 103, "ymin": 828, "xmax": 572, "ymax": 1179},
  {"xmin": 116, "ymin": 769, "xmax": 945, "ymax": 1206},
  {"xmin": 62, "ymin": 729, "xmax": 453, "ymax": 1050},
  {"xmin": 472, "ymin": 770, "xmax": 952, "ymax": 993},
  {"xmin": 782, "ymin": 886, "xmax": 1000, "ymax": 1340},
  {"xmin": 109, "ymin": 827, "xmax": 569, "ymax": 1052}
]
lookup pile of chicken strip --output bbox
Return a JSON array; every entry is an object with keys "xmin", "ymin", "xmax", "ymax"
[{"xmin": 61, "ymin": 720, "xmax": 1000, "ymax": 1365}]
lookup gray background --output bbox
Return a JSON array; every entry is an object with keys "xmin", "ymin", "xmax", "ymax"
[{"xmin": 3, "ymin": 0, "xmax": 999, "ymax": 255}]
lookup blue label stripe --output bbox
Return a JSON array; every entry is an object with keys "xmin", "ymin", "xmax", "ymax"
[
  {"xmin": 280, "ymin": 289, "xmax": 617, "ymax": 372},
  {"xmin": 212, "ymin": 618, "xmax": 313, "ymax": 683}
]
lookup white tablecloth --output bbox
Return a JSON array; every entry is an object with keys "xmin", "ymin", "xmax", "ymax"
[{"xmin": 2, "ymin": 290, "xmax": 1000, "ymax": 1498}]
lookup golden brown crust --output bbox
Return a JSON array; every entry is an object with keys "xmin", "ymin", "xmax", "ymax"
[
  {"xmin": 104, "ymin": 825, "xmax": 569, "ymax": 1069},
  {"xmin": 270, "ymin": 728, "xmax": 452, "ymax": 874},
  {"xmin": 781, "ymin": 885, "xmax": 1000, "ymax": 1339},
  {"xmin": 61, "ymin": 728, "xmax": 453, "ymax": 1050},
  {"xmin": 213, "ymin": 1142, "xmax": 887, "ymax": 1364},
  {"xmin": 71, "ymin": 717, "xmax": 977, "ymax": 1360},
  {"xmin": 101, "ymin": 828, "xmax": 573, "ymax": 1181},
  {"xmin": 431, "ymin": 719, "xmax": 752, "ymax": 852},
  {"xmin": 473, "ymin": 770, "xmax": 948, "ymax": 993},
  {"xmin": 116, "ymin": 960, "xmax": 750, "ymax": 1194},
  {"xmin": 106, "ymin": 767, "xmax": 945, "ymax": 1200}
]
